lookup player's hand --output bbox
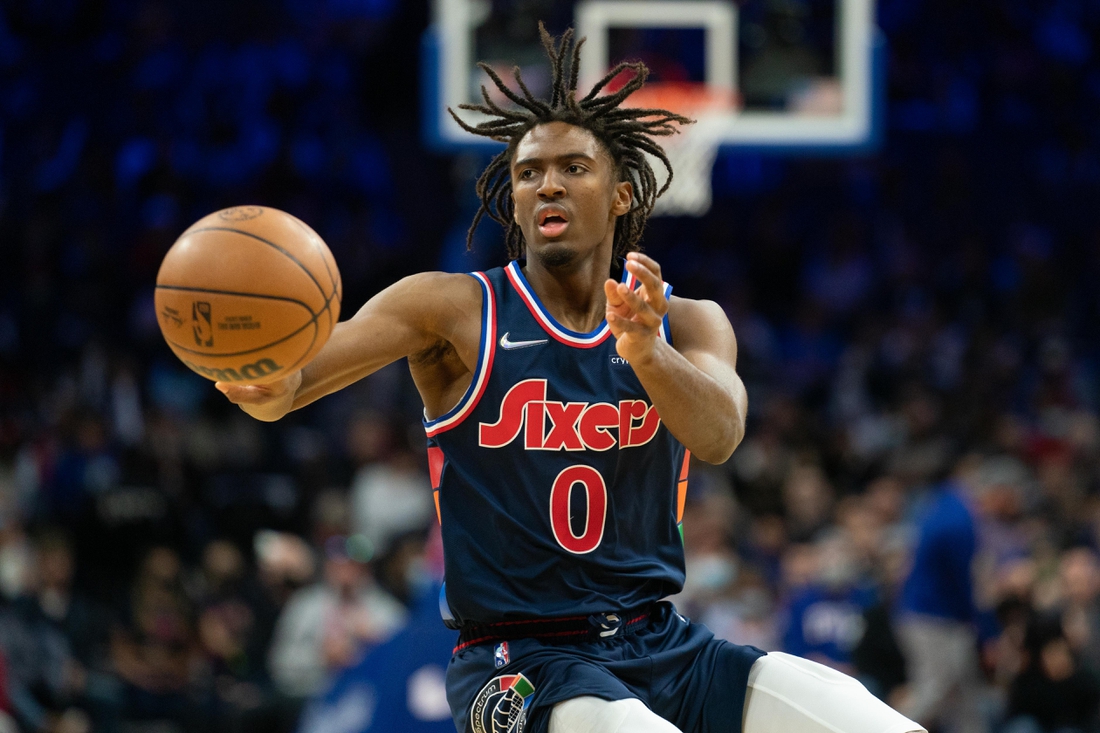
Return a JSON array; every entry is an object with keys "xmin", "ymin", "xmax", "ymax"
[
  {"xmin": 604, "ymin": 252, "xmax": 669, "ymax": 366},
  {"xmin": 215, "ymin": 370, "xmax": 302, "ymax": 422}
]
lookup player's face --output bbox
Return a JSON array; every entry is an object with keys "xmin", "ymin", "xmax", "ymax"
[{"xmin": 511, "ymin": 122, "xmax": 632, "ymax": 267}]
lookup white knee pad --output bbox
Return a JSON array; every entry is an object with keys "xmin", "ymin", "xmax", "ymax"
[
  {"xmin": 744, "ymin": 652, "xmax": 926, "ymax": 733},
  {"xmin": 549, "ymin": 696, "xmax": 683, "ymax": 733}
]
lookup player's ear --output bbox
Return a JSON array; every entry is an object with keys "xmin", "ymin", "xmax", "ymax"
[
  {"xmin": 611, "ymin": 180, "xmax": 633, "ymax": 217},
  {"xmin": 512, "ymin": 192, "xmax": 518, "ymax": 223}
]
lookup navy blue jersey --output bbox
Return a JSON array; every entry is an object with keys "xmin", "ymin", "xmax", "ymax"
[{"xmin": 424, "ymin": 261, "xmax": 688, "ymax": 625}]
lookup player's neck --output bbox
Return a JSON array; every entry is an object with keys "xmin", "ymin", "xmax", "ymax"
[{"xmin": 522, "ymin": 251, "xmax": 611, "ymax": 333}]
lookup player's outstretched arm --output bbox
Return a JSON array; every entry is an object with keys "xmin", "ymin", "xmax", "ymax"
[
  {"xmin": 217, "ymin": 272, "xmax": 482, "ymax": 421},
  {"xmin": 605, "ymin": 252, "xmax": 746, "ymax": 464}
]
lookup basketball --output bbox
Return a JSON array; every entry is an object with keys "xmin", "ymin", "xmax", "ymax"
[{"xmin": 154, "ymin": 206, "xmax": 342, "ymax": 384}]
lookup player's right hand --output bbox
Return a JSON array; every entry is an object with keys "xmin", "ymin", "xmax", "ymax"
[{"xmin": 215, "ymin": 370, "xmax": 302, "ymax": 422}]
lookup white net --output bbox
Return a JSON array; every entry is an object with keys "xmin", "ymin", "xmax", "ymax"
[
  {"xmin": 624, "ymin": 85, "xmax": 734, "ymax": 217},
  {"xmin": 649, "ymin": 115, "xmax": 726, "ymax": 217}
]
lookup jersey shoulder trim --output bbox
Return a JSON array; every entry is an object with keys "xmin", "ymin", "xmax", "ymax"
[
  {"xmin": 505, "ymin": 261, "xmax": 611, "ymax": 348},
  {"xmin": 424, "ymin": 271, "xmax": 497, "ymax": 437}
]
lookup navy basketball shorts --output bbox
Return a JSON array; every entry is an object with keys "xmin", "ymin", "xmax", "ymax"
[{"xmin": 446, "ymin": 602, "xmax": 767, "ymax": 733}]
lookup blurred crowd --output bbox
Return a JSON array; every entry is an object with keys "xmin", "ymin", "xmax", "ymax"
[{"xmin": 5, "ymin": 0, "xmax": 1100, "ymax": 732}]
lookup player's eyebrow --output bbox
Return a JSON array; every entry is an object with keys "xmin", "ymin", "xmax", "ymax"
[{"xmin": 513, "ymin": 152, "xmax": 597, "ymax": 170}]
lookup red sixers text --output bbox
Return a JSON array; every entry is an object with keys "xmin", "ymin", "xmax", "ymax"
[{"xmin": 478, "ymin": 379, "xmax": 661, "ymax": 450}]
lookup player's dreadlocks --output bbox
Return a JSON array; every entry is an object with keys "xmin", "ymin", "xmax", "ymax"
[{"xmin": 448, "ymin": 24, "xmax": 693, "ymax": 260}]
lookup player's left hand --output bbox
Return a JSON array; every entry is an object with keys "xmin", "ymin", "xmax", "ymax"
[{"xmin": 604, "ymin": 252, "xmax": 668, "ymax": 366}]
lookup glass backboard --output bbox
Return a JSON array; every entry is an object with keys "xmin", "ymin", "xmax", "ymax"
[{"xmin": 422, "ymin": 0, "xmax": 884, "ymax": 214}]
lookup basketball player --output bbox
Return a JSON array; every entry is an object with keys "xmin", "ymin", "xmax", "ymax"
[{"xmin": 218, "ymin": 27, "xmax": 925, "ymax": 733}]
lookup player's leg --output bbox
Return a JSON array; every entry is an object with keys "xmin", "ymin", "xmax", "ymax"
[
  {"xmin": 549, "ymin": 696, "xmax": 683, "ymax": 733},
  {"xmin": 742, "ymin": 652, "xmax": 925, "ymax": 733}
]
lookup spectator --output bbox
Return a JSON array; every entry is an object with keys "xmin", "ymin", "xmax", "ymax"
[
  {"xmin": 675, "ymin": 493, "xmax": 781, "ymax": 652},
  {"xmin": 109, "ymin": 546, "xmax": 196, "ymax": 728},
  {"xmin": 782, "ymin": 462, "xmax": 836, "ymax": 543},
  {"xmin": 894, "ymin": 455, "xmax": 986, "ymax": 733},
  {"xmin": 13, "ymin": 529, "xmax": 118, "ymax": 731},
  {"xmin": 781, "ymin": 532, "xmax": 878, "ymax": 674},
  {"xmin": 191, "ymin": 539, "xmax": 271, "ymax": 731},
  {"xmin": 298, "ymin": 582, "xmax": 454, "ymax": 733},
  {"xmin": 16, "ymin": 530, "xmax": 109, "ymax": 675},
  {"xmin": 298, "ymin": 531, "xmax": 451, "ymax": 733},
  {"xmin": 253, "ymin": 531, "xmax": 316, "ymax": 613},
  {"xmin": 349, "ymin": 419, "xmax": 434, "ymax": 559},
  {"xmin": 840, "ymin": 494, "xmax": 909, "ymax": 702},
  {"xmin": 1004, "ymin": 613, "xmax": 1100, "ymax": 733},
  {"xmin": 0, "ymin": 518, "xmax": 32, "ymax": 603},
  {"xmin": 675, "ymin": 493, "xmax": 741, "ymax": 619},
  {"xmin": 1060, "ymin": 548, "xmax": 1100, "ymax": 675},
  {"xmin": 0, "ymin": 599, "xmax": 90, "ymax": 733},
  {"xmin": 238, "ymin": 531, "xmax": 318, "ymax": 733},
  {"xmin": 267, "ymin": 535, "xmax": 406, "ymax": 701}
]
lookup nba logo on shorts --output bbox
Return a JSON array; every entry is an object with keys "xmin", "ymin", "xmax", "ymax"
[
  {"xmin": 494, "ymin": 642, "xmax": 510, "ymax": 668},
  {"xmin": 192, "ymin": 302, "xmax": 213, "ymax": 347},
  {"xmin": 470, "ymin": 673, "xmax": 534, "ymax": 733}
]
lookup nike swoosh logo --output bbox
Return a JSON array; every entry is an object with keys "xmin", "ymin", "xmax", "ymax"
[{"xmin": 499, "ymin": 332, "xmax": 548, "ymax": 350}]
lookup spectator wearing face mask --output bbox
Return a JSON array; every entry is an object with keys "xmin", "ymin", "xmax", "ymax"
[
  {"xmin": 672, "ymin": 494, "xmax": 781, "ymax": 653},
  {"xmin": 781, "ymin": 532, "xmax": 878, "ymax": 675},
  {"xmin": 267, "ymin": 534, "xmax": 406, "ymax": 702}
]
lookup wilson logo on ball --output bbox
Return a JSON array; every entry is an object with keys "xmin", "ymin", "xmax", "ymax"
[{"xmin": 181, "ymin": 358, "xmax": 284, "ymax": 383}]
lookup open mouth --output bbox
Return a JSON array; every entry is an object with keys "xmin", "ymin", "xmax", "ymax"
[{"xmin": 537, "ymin": 209, "xmax": 569, "ymax": 238}]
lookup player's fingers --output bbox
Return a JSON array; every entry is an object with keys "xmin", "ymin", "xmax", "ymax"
[
  {"xmin": 616, "ymin": 283, "xmax": 662, "ymax": 327},
  {"xmin": 606, "ymin": 309, "xmax": 642, "ymax": 330},
  {"xmin": 606, "ymin": 311, "xmax": 646, "ymax": 334},
  {"xmin": 625, "ymin": 259, "xmax": 668, "ymax": 315},
  {"xmin": 215, "ymin": 382, "xmax": 240, "ymax": 398},
  {"xmin": 216, "ymin": 383, "xmax": 277, "ymax": 404},
  {"xmin": 606, "ymin": 285, "xmax": 634, "ymax": 317},
  {"xmin": 615, "ymin": 281, "xmax": 649, "ymax": 313},
  {"xmin": 215, "ymin": 384, "xmax": 252, "ymax": 403},
  {"xmin": 625, "ymin": 257, "xmax": 662, "ymax": 291},
  {"xmin": 606, "ymin": 301, "xmax": 633, "ymax": 321},
  {"xmin": 604, "ymin": 278, "xmax": 625, "ymax": 308},
  {"xmin": 616, "ymin": 281, "xmax": 651, "ymax": 313},
  {"xmin": 626, "ymin": 251, "xmax": 663, "ymax": 282}
]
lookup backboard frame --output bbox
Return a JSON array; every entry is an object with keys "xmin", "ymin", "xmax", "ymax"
[{"xmin": 421, "ymin": 0, "xmax": 885, "ymax": 156}]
